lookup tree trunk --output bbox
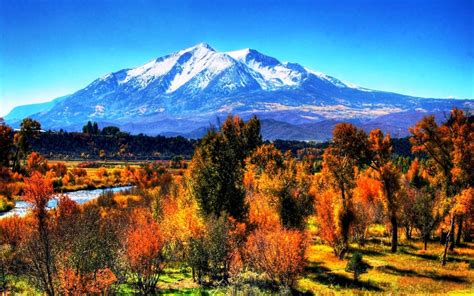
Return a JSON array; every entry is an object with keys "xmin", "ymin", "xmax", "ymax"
[
  {"xmin": 424, "ymin": 237, "xmax": 428, "ymax": 251},
  {"xmin": 442, "ymin": 215, "xmax": 455, "ymax": 266},
  {"xmin": 405, "ymin": 225, "xmax": 412, "ymax": 240},
  {"xmin": 391, "ymin": 214, "xmax": 398, "ymax": 253},
  {"xmin": 38, "ymin": 215, "xmax": 55, "ymax": 296},
  {"xmin": 455, "ymin": 215, "xmax": 463, "ymax": 246},
  {"xmin": 449, "ymin": 215, "xmax": 456, "ymax": 251},
  {"xmin": 440, "ymin": 230, "xmax": 447, "ymax": 244}
]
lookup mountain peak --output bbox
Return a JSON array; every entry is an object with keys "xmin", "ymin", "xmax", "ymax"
[{"xmin": 184, "ymin": 42, "xmax": 215, "ymax": 52}]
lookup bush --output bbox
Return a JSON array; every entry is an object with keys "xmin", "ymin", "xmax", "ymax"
[
  {"xmin": 96, "ymin": 190, "xmax": 117, "ymax": 208},
  {"xmin": 345, "ymin": 252, "xmax": 368, "ymax": 281},
  {"xmin": 186, "ymin": 215, "xmax": 238, "ymax": 285},
  {"xmin": 245, "ymin": 226, "xmax": 306, "ymax": 288}
]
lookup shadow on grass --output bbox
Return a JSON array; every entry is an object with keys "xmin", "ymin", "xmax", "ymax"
[
  {"xmin": 350, "ymin": 247, "xmax": 384, "ymax": 257},
  {"xmin": 305, "ymin": 262, "xmax": 383, "ymax": 291},
  {"xmin": 377, "ymin": 265, "xmax": 467, "ymax": 283},
  {"xmin": 400, "ymin": 249, "xmax": 474, "ymax": 266}
]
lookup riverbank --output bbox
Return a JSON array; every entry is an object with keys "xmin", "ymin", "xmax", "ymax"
[{"xmin": 0, "ymin": 185, "xmax": 132, "ymax": 218}]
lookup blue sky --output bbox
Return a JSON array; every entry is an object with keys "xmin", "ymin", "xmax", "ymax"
[{"xmin": 0, "ymin": 0, "xmax": 472, "ymax": 116}]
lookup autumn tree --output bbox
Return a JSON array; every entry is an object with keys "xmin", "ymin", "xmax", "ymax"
[
  {"xmin": 124, "ymin": 209, "xmax": 166, "ymax": 294},
  {"xmin": 245, "ymin": 144, "xmax": 314, "ymax": 230},
  {"xmin": 410, "ymin": 108, "xmax": 473, "ymax": 265},
  {"xmin": 352, "ymin": 173, "xmax": 383, "ymax": 245},
  {"xmin": 188, "ymin": 115, "xmax": 261, "ymax": 220},
  {"xmin": 186, "ymin": 214, "xmax": 246, "ymax": 285},
  {"xmin": 156, "ymin": 179, "xmax": 204, "ymax": 265},
  {"xmin": 54, "ymin": 197, "xmax": 119, "ymax": 294},
  {"xmin": 403, "ymin": 159, "xmax": 440, "ymax": 250},
  {"xmin": 0, "ymin": 216, "xmax": 27, "ymax": 292},
  {"xmin": 22, "ymin": 173, "xmax": 56, "ymax": 296},
  {"xmin": 318, "ymin": 123, "xmax": 369, "ymax": 258},
  {"xmin": 26, "ymin": 152, "xmax": 49, "ymax": 175},
  {"xmin": 315, "ymin": 188, "xmax": 350, "ymax": 258},
  {"xmin": 367, "ymin": 129, "xmax": 401, "ymax": 252}
]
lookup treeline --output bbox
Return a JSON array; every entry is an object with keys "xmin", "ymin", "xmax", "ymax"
[
  {"xmin": 30, "ymin": 131, "xmax": 196, "ymax": 160},
  {"xmin": 28, "ymin": 126, "xmax": 414, "ymax": 161}
]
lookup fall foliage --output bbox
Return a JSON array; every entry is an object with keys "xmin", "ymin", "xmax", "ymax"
[{"xmin": 0, "ymin": 110, "xmax": 473, "ymax": 294}]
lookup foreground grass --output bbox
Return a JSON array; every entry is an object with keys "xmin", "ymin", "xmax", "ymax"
[
  {"xmin": 297, "ymin": 239, "xmax": 474, "ymax": 295},
  {"xmin": 116, "ymin": 238, "xmax": 473, "ymax": 295}
]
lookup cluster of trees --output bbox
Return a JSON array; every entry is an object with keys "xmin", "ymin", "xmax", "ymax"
[
  {"xmin": 0, "ymin": 109, "xmax": 472, "ymax": 294},
  {"xmin": 314, "ymin": 109, "xmax": 473, "ymax": 265},
  {"xmin": 31, "ymin": 129, "xmax": 195, "ymax": 160},
  {"xmin": 83, "ymin": 121, "xmax": 124, "ymax": 137}
]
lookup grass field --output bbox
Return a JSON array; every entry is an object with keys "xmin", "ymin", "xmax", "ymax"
[{"xmin": 298, "ymin": 240, "xmax": 473, "ymax": 294}]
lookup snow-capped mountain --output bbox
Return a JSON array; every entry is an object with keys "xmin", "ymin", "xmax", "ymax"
[{"xmin": 5, "ymin": 43, "xmax": 471, "ymax": 140}]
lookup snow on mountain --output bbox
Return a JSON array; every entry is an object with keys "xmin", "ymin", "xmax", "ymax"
[
  {"xmin": 5, "ymin": 43, "xmax": 471, "ymax": 140},
  {"xmin": 227, "ymin": 48, "xmax": 304, "ymax": 89}
]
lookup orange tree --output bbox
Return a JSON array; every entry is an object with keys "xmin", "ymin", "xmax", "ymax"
[
  {"xmin": 410, "ymin": 108, "xmax": 473, "ymax": 265},
  {"xmin": 21, "ymin": 173, "xmax": 56, "ymax": 295},
  {"xmin": 244, "ymin": 144, "xmax": 314, "ymax": 230},
  {"xmin": 366, "ymin": 129, "xmax": 402, "ymax": 252},
  {"xmin": 318, "ymin": 123, "xmax": 369, "ymax": 259},
  {"xmin": 123, "ymin": 208, "xmax": 166, "ymax": 294}
]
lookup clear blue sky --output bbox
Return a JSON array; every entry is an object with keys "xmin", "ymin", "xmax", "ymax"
[{"xmin": 1, "ymin": 0, "xmax": 472, "ymax": 116}]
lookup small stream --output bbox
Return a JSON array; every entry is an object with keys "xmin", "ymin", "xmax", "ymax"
[{"xmin": 0, "ymin": 186, "xmax": 132, "ymax": 218}]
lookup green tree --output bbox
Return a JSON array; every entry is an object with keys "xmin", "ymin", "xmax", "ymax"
[
  {"xmin": 345, "ymin": 252, "xmax": 368, "ymax": 281},
  {"xmin": 82, "ymin": 121, "xmax": 93, "ymax": 134},
  {"xmin": 0, "ymin": 123, "xmax": 13, "ymax": 167},
  {"xmin": 92, "ymin": 122, "xmax": 99, "ymax": 135},
  {"xmin": 188, "ymin": 115, "xmax": 261, "ymax": 221},
  {"xmin": 12, "ymin": 118, "xmax": 41, "ymax": 172},
  {"xmin": 101, "ymin": 126, "xmax": 120, "ymax": 136}
]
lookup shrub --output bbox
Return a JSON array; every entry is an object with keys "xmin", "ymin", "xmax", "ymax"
[
  {"xmin": 345, "ymin": 252, "xmax": 368, "ymax": 281},
  {"xmin": 186, "ymin": 215, "xmax": 241, "ymax": 285},
  {"xmin": 245, "ymin": 226, "xmax": 306, "ymax": 288}
]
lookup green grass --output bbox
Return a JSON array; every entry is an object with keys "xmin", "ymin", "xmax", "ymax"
[{"xmin": 296, "ymin": 238, "xmax": 474, "ymax": 295}]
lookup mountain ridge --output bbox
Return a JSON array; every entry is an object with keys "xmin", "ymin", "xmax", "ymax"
[{"xmin": 4, "ymin": 43, "xmax": 471, "ymax": 140}]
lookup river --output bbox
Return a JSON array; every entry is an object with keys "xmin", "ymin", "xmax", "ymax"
[{"xmin": 0, "ymin": 186, "xmax": 132, "ymax": 218}]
